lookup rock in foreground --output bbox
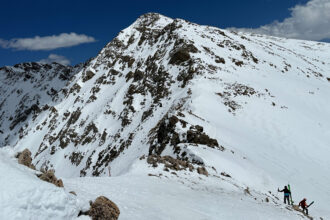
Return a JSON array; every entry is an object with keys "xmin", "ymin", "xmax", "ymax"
[{"xmin": 88, "ymin": 196, "xmax": 120, "ymax": 220}]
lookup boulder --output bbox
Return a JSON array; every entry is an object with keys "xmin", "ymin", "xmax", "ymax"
[
  {"xmin": 17, "ymin": 149, "xmax": 35, "ymax": 169},
  {"xmin": 89, "ymin": 196, "xmax": 120, "ymax": 220}
]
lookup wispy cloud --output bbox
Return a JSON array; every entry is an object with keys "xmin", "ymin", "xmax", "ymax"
[
  {"xmin": 230, "ymin": 0, "xmax": 330, "ymax": 41},
  {"xmin": 0, "ymin": 33, "xmax": 96, "ymax": 51},
  {"xmin": 39, "ymin": 54, "xmax": 71, "ymax": 65}
]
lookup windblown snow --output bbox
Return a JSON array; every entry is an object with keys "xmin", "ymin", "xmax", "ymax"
[
  {"xmin": 0, "ymin": 13, "xmax": 329, "ymax": 219},
  {"xmin": 0, "ymin": 148, "xmax": 81, "ymax": 219}
]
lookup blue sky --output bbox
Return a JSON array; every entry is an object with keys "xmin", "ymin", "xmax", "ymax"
[{"xmin": 2, "ymin": 0, "xmax": 329, "ymax": 66}]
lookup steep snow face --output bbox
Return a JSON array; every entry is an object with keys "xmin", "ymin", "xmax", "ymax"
[
  {"xmin": 0, "ymin": 148, "xmax": 81, "ymax": 219},
  {"xmin": 0, "ymin": 62, "xmax": 83, "ymax": 146},
  {"xmin": 1, "ymin": 13, "xmax": 330, "ymax": 218}
]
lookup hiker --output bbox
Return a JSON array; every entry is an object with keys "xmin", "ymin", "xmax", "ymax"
[
  {"xmin": 278, "ymin": 186, "xmax": 291, "ymax": 205},
  {"xmin": 299, "ymin": 198, "xmax": 308, "ymax": 215}
]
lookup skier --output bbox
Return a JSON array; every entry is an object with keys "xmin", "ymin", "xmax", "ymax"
[
  {"xmin": 278, "ymin": 186, "xmax": 291, "ymax": 205},
  {"xmin": 299, "ymin": 198, "xmax": 308, "ymax": 215}
]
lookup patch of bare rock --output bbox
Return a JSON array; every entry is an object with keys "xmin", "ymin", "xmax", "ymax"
[
  {"xmin": 145, "ymin": 154, "xmax": 209, "ymax": 176},
  {"xmin": 16, "ymin": 149, "xmax": 120, "ymax": 219}
]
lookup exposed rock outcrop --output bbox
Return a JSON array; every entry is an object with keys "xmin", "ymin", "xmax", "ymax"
[
  {"xmin": 38, "ymin": 169, "xmax": 64, "ymax": 187},
  {"xmin": 146, "ymin": 154, "xmax": 194, "ymax": 172},
  {"xmin": 149, "ymin": 115, "xmax": 222, "ymax": 156}
]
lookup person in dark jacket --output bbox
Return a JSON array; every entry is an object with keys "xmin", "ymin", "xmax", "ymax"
[
  {"xmin": 299, "ymin": 198, "xmax": 308, "ymax": 215},
  {"xmin": 278, "ymin": 186, "xmax": 291, "ymax": 205}
]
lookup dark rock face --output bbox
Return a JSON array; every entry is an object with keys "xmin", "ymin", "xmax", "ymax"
[
  {"xmin": 186, "ymin": 125, "xmax": 219, "ymax": 148},
  {"xmin": 169, "ymin": 44, "xmax": 198, "ymax": 65},
  {"xmin": 83, "ymin": 70, "xmax": 95, "ymax": 82},
  {"xmin": 88, "ymin": 196, "xmax": 120, "ymax": 220},
  {"xmin": 215, "ymin": 56, "xmax": 225, "ymax": 64},
  {"xmin": 169, "ymin": 49, "xmax": 191, "ymax": 65},
  {"xmin": 10, "ymin": 104, "xmax": 41, "ymax": 130},
  {"xmin": 149, "ymin": 115, "xmax": 180, "ymax": 155},
  {"xmin": 149, "ymin": 115, "xmax": 222, "ymax": 156}
]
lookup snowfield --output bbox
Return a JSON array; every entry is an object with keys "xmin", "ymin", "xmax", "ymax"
[
  {"xmin": 0, "ymin": 147, "xmax": 311, "ymax": 220},
  {"xmin": 0, "ymin": 13, "xmax": 330, "ymax": 219},
  {"xmin": 64, "ymin": 169, "xmax": 307, "ymax": 220},
  {"xmin": 0, "ymin": 148, "xmax": 82, "ymax": 220}
]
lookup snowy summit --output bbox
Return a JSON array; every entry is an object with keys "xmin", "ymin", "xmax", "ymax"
[{"xmin": 0, "ymin": 13, "xmax": 330, "ymax": 219}]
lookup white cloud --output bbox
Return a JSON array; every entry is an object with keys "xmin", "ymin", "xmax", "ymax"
[
  {"xmin": 39, "ymin": 54, "xmax": 71, "ymax": 65},
  {"xmin": 230, "ymin": 0, "xmax": 330, "ymax": 41},
  {"xmin": 0, "ymin": 33, "xmax": 96, "ymax": 51},
  {"xmin": 0, "ymin": 39, "xmax": 7, "ymax": 47}
]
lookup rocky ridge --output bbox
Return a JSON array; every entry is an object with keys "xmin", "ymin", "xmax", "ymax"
[{"xmin": 0, "ymin": 13, "xmax": 329, "ymax": 185}]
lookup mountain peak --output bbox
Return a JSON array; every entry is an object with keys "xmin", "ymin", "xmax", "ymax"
[
  {"xmin": 1, "ymin": 13, "xmax": 330, "ymax": 218},
  {"xmin": 125, "ymin": 12, "xmax": 174, "ymax": 37},
  {"xmin": 135, "ymin": 12, "xmax": 172, "ymax": 25}
]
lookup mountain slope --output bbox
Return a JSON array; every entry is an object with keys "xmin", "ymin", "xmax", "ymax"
[
  {"xmin": 0, "ymin": 62, "xmax": 84, "ymax": 145},
  {"xmin": 1, "ymin": 13, "xmax": 330, "ymax": 219}
]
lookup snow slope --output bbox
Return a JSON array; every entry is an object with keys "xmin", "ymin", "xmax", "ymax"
[
  {"xmin": 0, "ymin": 13, "xmax": 330, "ymax": 219},
  {"xmin": 64, "ymin": 163, "xmax": 307, "ymax": 220},
  {"xmin": 0, "ymin": 148, "xmax": 82, "ymax": 219}
]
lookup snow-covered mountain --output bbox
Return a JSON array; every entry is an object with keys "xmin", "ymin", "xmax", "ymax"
[
  {"xmin": 1, "ymin": 13, "xmax": 330, "ymax": 219},
  {"xmin": 0, "ymin": 61, "xmax": 85, "ymax": 143}
]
